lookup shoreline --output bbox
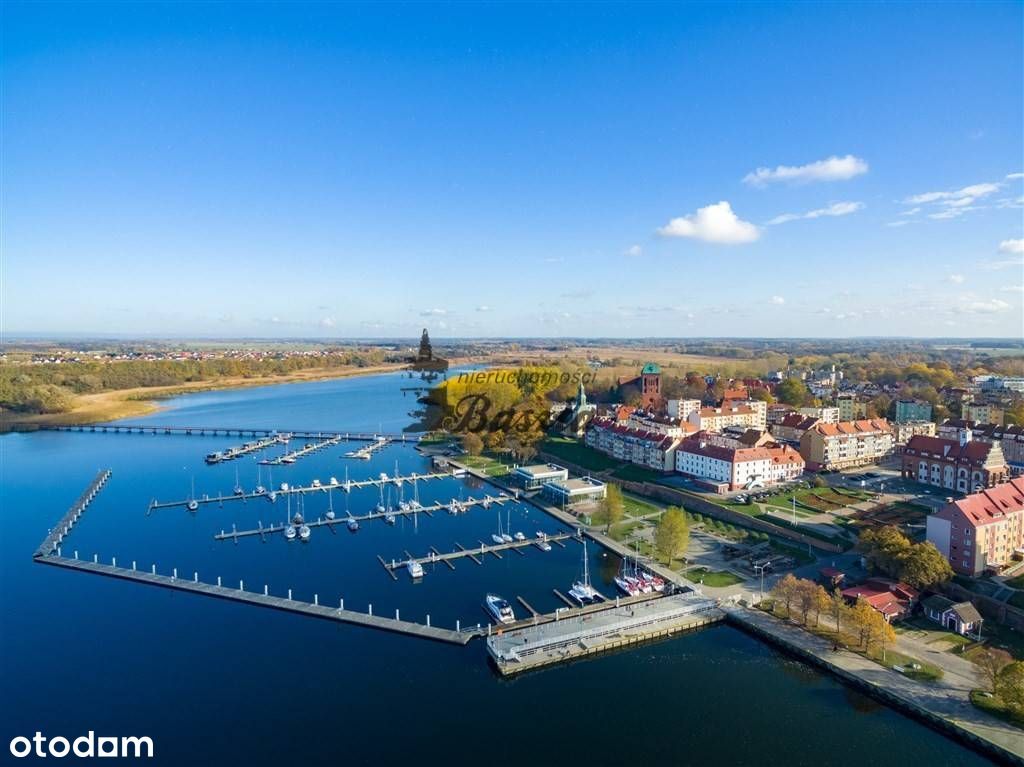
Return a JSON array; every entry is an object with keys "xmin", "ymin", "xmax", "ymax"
[{"xmin": 0, "ymin": 363, "xmax": 414, "ymax": 432}]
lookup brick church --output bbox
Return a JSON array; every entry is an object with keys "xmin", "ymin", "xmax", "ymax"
[{"xmin": 617, "ymin": 362, "xmax": 663, "ymax": 411}]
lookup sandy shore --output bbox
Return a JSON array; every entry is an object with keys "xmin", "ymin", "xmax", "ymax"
[{"xmin": 0, "ymin": 363, "xmax": 413, "ymax": 431}]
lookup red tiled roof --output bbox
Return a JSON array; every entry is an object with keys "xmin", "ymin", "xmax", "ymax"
[
  {"xmin": 812, "ymin": 418, "xmax": 891, "ymax": 436},
  {"xmin": 903, "ymin": 435, "xmax": 1001, "ymax": 464},
  {"xmin": 941, "ymin": 477, "xmax": 1024, "ymax": 528}
]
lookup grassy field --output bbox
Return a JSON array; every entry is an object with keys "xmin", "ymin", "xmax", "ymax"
[
  {"xmin": 685, "ymin": 567, "xmax": 744, "ymax": 587},
  {"xmin": 877, "ymin": 650, "xmax": 944, "ymax": 682},
  {"xmin": 970, "ymin": 690, "xmax": 1024, "ymax": 728},
  {"xmin": 623, "ymin": 493, "xmax": 661, "ymax": 518},
  {"xmin": 458, "ymin": 454, "xmax": 512, "ymax": 477},
  {"xmin": 541, "ymin": 437, "xmax": 619, "ymax": 472}
]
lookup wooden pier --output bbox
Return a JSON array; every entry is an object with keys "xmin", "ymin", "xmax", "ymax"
[
  {"xmin": 259, "ymin": 435, "xmax": 343, "ymax": 465},
  {"xmin": 148, "ymin": 470, "xmax": 460, "ymax": 511},
  {"xmin": 34, "ymin": 469, "xmax": 111, "ymax": 559},
  {"xmin": 212, "ymin": 494, "xmax": 512, "ymax": 542},
  {"xmin": 36, "ymin": 555, "xmax": 473, "ymax": 645},
  {"xmin": 380, "ymin": 532, "xmax": 578, "ymax": 573}
]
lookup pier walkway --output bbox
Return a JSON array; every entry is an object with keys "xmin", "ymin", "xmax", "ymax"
[
  {"xmin": 37, "ymin": 555, "xmax": 472, "ymax": 645},
  {"xmin": 380, "ymin": 532, "xmax": 577, "ymax": 573},
  {"xmin": 207, "ymin": 435, "xmax": 286, "ymax": 463},
  {"xmin": 34, "ymin": 469, "xmax": 111, "ymax": 559},
  {"xmin": 343, "ymin": 438, "xmax": 392, "ymax": 460},
  {"xmin": 29, "ymin": 423, "xmax": 421, "ymax": 441}
]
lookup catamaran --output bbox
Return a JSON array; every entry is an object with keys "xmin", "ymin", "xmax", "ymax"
[
  {"xmin": 485, "ymin": 594, "xmax": 515, "ymax": 624},
  {"xmin": 568, "ymin": 541, "xmax": 602, "ymax": 604}
]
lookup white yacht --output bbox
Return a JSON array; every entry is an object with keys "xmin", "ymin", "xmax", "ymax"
[
  {"xmin": 384, "ymin": 508, "xmax": 396, "ymax": 525},
  {"xmin": 298, "ymin": 524, "xmax": 311, "ymax": 541},
  {"xmin": 491, "ymin": 511, "xmax": 505, "ymax": 544},
  {"xmin": 406, "ymin": 560, "xmax": 424, "ymax": 579},
  {"xmin": 485, "ymin": 594, "xmax": 515, "ymax": 625},
  {"xmin": 534, "ymin": 532, "xmax": 552, "ymax": 552},
  {"xmin": 513, "ymin": 531, "xmax": 526, "ymax": 542},
  {"xmin": 267, "ymin": 491, "xmax": 277, "ymax": 503},
  {"xmin": 187, "ymin": 499, "xmax": 199, "ymax": 512},
  {"xmin": 283, "ymin": 525, "xmax": 297, "ymax": 541},
  {"xmin": 346, "ymin": 515, "xmax": 359, "ymax": 532},
  {"xmin": 568, "ymin": 542, "xmax": 602, "ymax": 604}
]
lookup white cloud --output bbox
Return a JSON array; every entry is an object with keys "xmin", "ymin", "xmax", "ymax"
[
  {"xmin": 319, "ymin": 317, "xmax": 336, "ymax": 328},
  {"xmin": 981, "ymin": 256, "xmax": 1024, "ymax": 271},
  {"xmin": 420, "ymin": 308, "xmax": 448, "ymax": 316},
  {"xmin": 766, "ymin": 201, "xmax": 864, "ymax": 226},
  {"xmin": 743, "ymin": 154, "xmax": 868, "ymax": 186},
  {"xmin": 657, "ymin": 201, "xmax": 760, "ymax": 244},
  {"xmin": 885, "ymin": 220, "xmax": 912, "ymax": 227},
  {"xmin": 999, "ymin": 238, "xmax": 1024, "ymax": 255},
  {"xmin": 950, "ymin": 297, "xmax": 1011, "ymax": 314},
  {"xmin": 900, "ymin": 207, "xmax": 921, "ymax": 216},
  {"xmin": 623, "ymin": 244, "xmax": 642, "ymax": 257},
  {"xmin": 905, "ymin": 182, "xmax": 1001, "ymax": 205},
  {"xmin": 1006, "ymin": 172, "xmax": 1024, "ymax": 180},
  {"xmin": 475, "ymin": 305, "xmax": 491, "ymax": 312},
  {"xmin": 948, "ymin": 274, "xmax": 965, "ymax": 284},
  {"xmin": 770, "ymin": 295, "xmax": 785, "ymax": 305},
  {"xmin": 1000, "ymin": 285, "xmax": 1024, "ymax": 293}
]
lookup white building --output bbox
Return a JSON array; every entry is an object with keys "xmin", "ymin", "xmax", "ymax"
[{"xmin": 666, "ymin": 399, "xmax": 702, "ymax": 420}]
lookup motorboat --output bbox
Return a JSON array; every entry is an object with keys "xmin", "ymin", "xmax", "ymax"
[
  {"xmin": 205, "ymin": 452, "xmax": 223, "ymax": 464},
  {"xmin": 280, "ymin": 482, "xmax": 289, "ymax": 491},
  {"xmin": 347, "ymin": 515, "xmax": 359, "ymax": 532},
  {"xmin": 267, "ymin": 491, "xmax": 277, "ymax": 503},
  {"xmin": 384, "ymin": 508, "xmax": 396, "ymax": 525},
  {"xmin": 485, "ymin": 594, "xmax": 515, "ymax": 624},
  {"xmin": 312, "ymin": 479, "xmax": 321, "ymax": 489},
  {"xmin": 186, "ymin": 499, "xmax": 199, "ymax": 512},
  {"xmin": 513, "ymin": 532, "xmax": 526, "ymax": 542},
  {"xmin": 406, "ymin": 560, "xmax": 424, "ymax": 579}
]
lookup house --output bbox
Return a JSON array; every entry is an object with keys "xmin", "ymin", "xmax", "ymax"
[
  {"xmin": 921, "ymin": 595, "xmax": 982, "ymax": 636},
  {"xmin": 893, "ymin": 420, "xmax": 936, "ymax": 446},
  {"xmin": 542, "ymin": 476, "xmax": 607, "ymax": 507},
  {"xmin": 819, "ymin": 567, "xmax": 845, "ymax": 588},
  {"xmin": 512, "ymin": 463, "xmax": 569, "ymax": 491},
  {"xmin": 926, "ymin": 477, "xmax": 1024, "ymax": 576},
  {"xmin": 900, "ymin": 432, "xmax": 1009, "ymax": 493},
  {"xmin": 585, "ymin": 417, "xmax": 690, "ymax": 472},
  {"xmin": 674, "ymin": 436, "xmax": 804, "ymax": 491},
  {"xmin": 840, "ymin": 578, "xmax": 919, "ymax": 622},
  {"xmin": 799, "ymin": 419, "xmax": 894, "ymax": 471}
]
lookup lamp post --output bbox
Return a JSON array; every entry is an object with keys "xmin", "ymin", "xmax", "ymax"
[{"xmin": 754, "ymin": 563, "xmax": 767, "ymax": 602}]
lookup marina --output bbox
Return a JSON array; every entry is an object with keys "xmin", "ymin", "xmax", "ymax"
[
  {"xmin": 25, "ymin": 423, "xmax": 420, "ymax": 442},
  {"xmin": 34, "ymin": 468, "xmax": 111, "ymax": 559},
  {"xmin": 344, "ymin": 437, "xmax": 393, "ymax": 459}
]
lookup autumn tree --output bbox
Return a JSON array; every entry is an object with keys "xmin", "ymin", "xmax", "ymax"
[
  {"xmin": 996, "ymin": 661, "xmax": 1024, "ymax": 716},
  {"xmin": 900, "ymin": 541, "xmax": 954, "ymax": 589},
  {"xmin": 461, "ymin": 432, "xmax": 484, "ymax": 456},
  {"xmin": 772, "ymin": 574, "xmax": 801, "ymax": 618},
  {"xmin": 603, "ymin": 484, "xmax": 625, "ymax": 533},
  {"xmin": 976, "ymin": 648, "xmax": 1011, "ymax": 694},
  {"xmin": 654, "ymin": 507, "xmax": 689, "ymax": 567}
]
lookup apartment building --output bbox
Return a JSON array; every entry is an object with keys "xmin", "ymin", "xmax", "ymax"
[
  {"xmin": 799, "ymin": 406, "xmax": 840, "ymax": 424},
  {"xmin": 584, "ymin": 417, "xmax": 684, "ymax": 472},
  {"xmin": 964, "ymin": 402, "xmax": 1004, "ymax": 425},
  {"xmin": 836, "ymin": 394, "xmax": 868, "ymax": 422},
  {"xmin": 688, "ymin": 399, "xmax": 767, "ymax": 432},
  {"xmin": 674, "ymin": 436, "xmax": 804, "ymax": 491},
  {"xmin": 770, "ymin": 413, "xmax": 820, "ymax": 444},
  {"xmin": 799, "ymin": 419, "xmax": 894, "ymax": 471},
  {"xmin": 895, "ymin": 399, "xmax": 933, "ymax": 424},
  {"xmin": 926, "ymin": 478, "xmax": 1024, "ymax": 576},
  {"xmin": 893, "ymin": 420, "xmax": 936, "ymax": 446},
  {"xmin": 666, "ymin": 399, "xmax": 701, "ymax": 420}
]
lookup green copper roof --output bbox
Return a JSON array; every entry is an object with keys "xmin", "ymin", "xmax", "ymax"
[{"xmin": 641, "ymin": 362, "xmax": 661, "ymax": 375}]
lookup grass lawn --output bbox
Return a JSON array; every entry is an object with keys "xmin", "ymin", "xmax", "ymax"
[
  {"xmin": 610, "ymin": 464, "xmax": 667, "ymax": 483},
  {"xmin": 623, "ymin": 493, "xmax": 661, "ymax": 518},
  {"xmin": 458, "ymin": 454, "xmax": 511, "ymax": 476},
  {"xmin": 685, "ymin": 567, "xmax": 744, "ymax": 587},
  {"xmin": 609, "ymin": 520, "xmax": 645, "ymax": 541},
  {"xmin": 970, "ymin": 690, "xmax": 1024, "ymax": 728},
  {"xmin": 875, "ymin": 650, "xmax": 944, "ymax": 682},
  {"xmin": 541, "ymin": 437, "xmax": 619, "ymax": 472}
]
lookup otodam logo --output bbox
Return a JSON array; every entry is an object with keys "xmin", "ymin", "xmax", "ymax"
[{"xmin": 9, "ymin": 732, "xmax": 153, "ymax": 759}]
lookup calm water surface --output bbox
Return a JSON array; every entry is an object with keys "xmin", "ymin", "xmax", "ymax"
[{"xmin": 0, "ymin": 372, "xmax": 996, "ymax": 765}]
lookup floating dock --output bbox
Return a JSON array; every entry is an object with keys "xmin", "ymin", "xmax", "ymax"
[
  {"xmin": 207, "ymin": 435, "xmax": 287, "ymax": 463},
  {"xmin": 34, "ymin": 469, "xmax": 111, "ymax": 558},
  {"xmin": 486, "ymin": 593, "xmax": 723, "ymax": 675},
  {"xmin": 343, "ymin": 437, "xmax": 392, "ymax": 460},
  {"xmin": 148, "ymin": 470, "xmax": 459, "ymax": 511},
  {"xmin": 380, "ymin": 532, "xmax": 578, "ymax": 573},
  {"xmin": 259, "ymin": 435, "xmax": 343, "ymax": 465},
  {"xmin": 212, "ymin": 493, "xmax": 512, "ymax": 542}
]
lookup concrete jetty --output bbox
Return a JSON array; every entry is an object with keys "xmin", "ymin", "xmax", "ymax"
[{"xmin": 380, "ymin": 532, "xmax": 578, "ymax": 573}]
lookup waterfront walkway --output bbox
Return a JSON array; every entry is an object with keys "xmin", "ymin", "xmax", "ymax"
[{"xmin": 726, "ymin": 605, "xmax": 1024, "ymax": 764}]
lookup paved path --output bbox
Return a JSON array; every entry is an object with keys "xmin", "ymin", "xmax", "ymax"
[{"xmin": 727, "ymin": 606, "xmax": 1023, "ymax": 762}]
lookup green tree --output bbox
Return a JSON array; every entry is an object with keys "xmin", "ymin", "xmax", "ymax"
[
  {"xmin": 654, "ymin": 507, "xmax": 689, "ymax": 567},
  {"xmin": 996, "ymin": 661, "xmax": 1024, "ymax": 716},
  {"xmin": 603, "ymin": 484, "xmax": 625, "ymax": 533},
  {"xmin": 775, "ymin": 378, "xmax": 810, "ymax": 407}
]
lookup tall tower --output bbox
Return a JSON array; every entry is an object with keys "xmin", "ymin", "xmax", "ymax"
[{"xmin": 639, "ymin": 362, "xmax": 662, "ymax": 410}]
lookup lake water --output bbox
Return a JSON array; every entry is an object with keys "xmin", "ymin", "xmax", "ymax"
[{"xmin": 0, "ymin": 372, "xmax": 995, "ymax": 765}]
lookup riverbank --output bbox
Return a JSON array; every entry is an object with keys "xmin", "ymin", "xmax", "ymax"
[{"xmin": 0, "ymin": 363, "xmax": 410, "ymax": 431}]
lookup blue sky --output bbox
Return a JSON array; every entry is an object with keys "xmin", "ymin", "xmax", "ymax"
[{"xmin": 3, "ymin": 1, "xmax": 1022, "ymax": 338}]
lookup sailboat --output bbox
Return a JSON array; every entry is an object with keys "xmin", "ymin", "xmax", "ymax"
[
  {"xmin": 501, "ymin": 509, "xmax": 513, "ymax": 543},
  {"xmin": 325, "ymin": 489, "xmax": 336, "ymax": 520},
  {"xmin": 491, "ymin": 511, "xmax": 505, "ymax": 545},
  {"xmin": 297, "ymin": 495, "xmax": 311, "ymax": 540},
  {"xmin": 384, "ymin": 487, "xmax": 396, "ymax": 525},
  {"xmin": 283, "ymin": 493, "xmax": 296, "ymax": 540},
  {"xmin": 233, "ymin": 467, "xmax": 244, "ymax": 496},
  {"xmin": 614, "ymin": 555, "xmax": 642, "ymax": 596},
  {"xmin": 186, "ymin": 476, "xmax": 199, "ymax": 512},
  {"xmin": 568, "ymin": 541, "xmax": 602, "ymax": 604}
]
